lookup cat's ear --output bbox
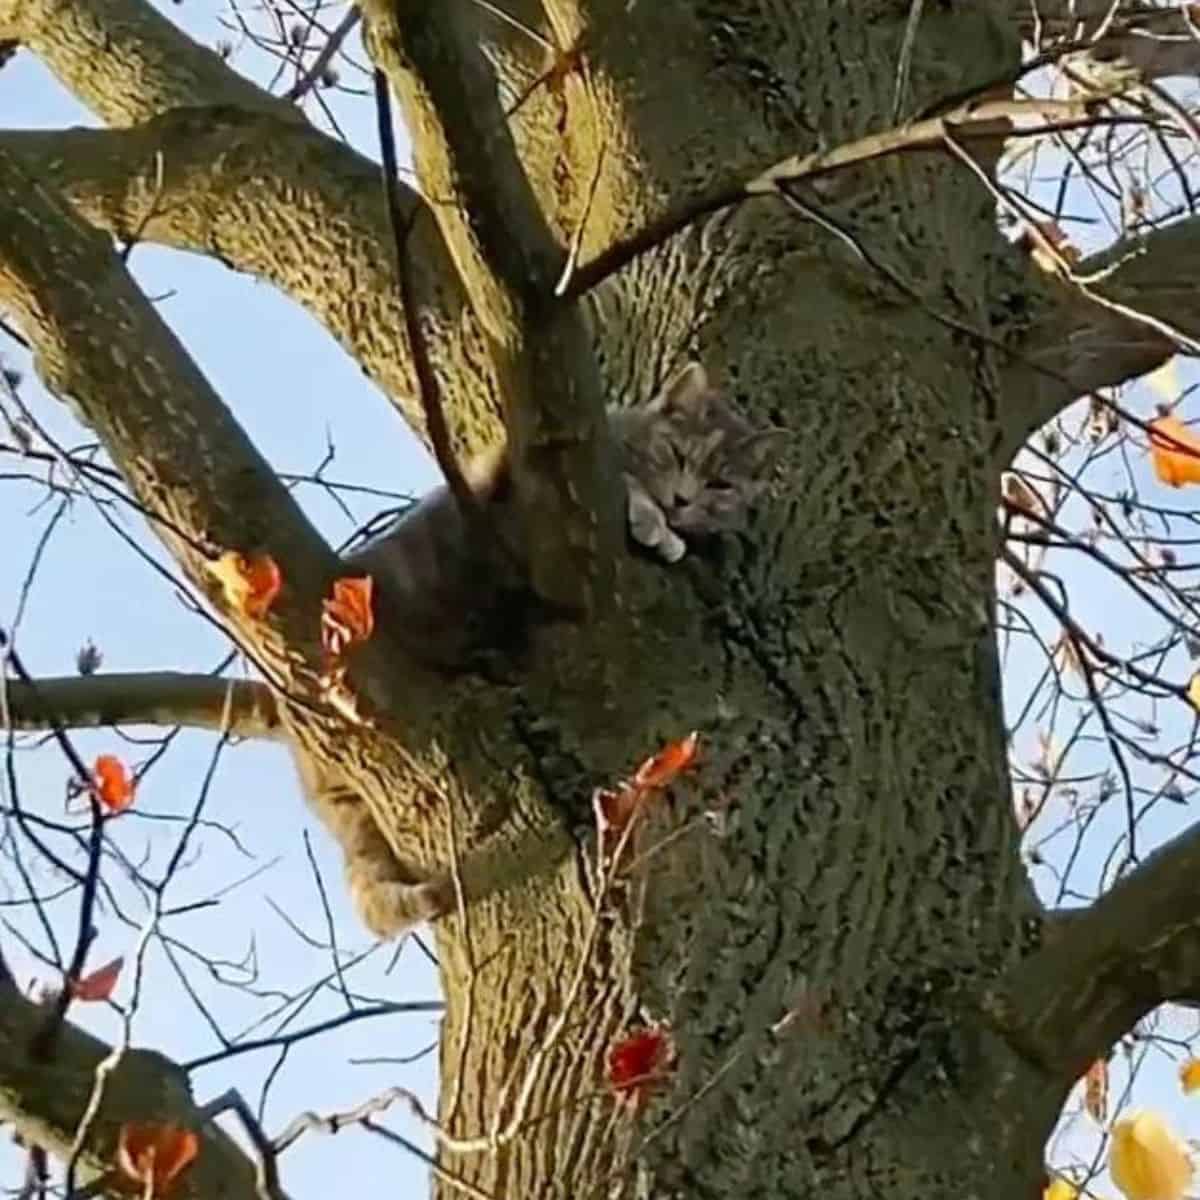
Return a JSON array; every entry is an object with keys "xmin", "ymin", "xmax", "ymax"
[
  {"xmin": 733, "ymin": 428, "xmax": 789, "ymax": 472},
  {"xmin": 658, "ymin": 361, "xmax": 710, "ymax": 415}
]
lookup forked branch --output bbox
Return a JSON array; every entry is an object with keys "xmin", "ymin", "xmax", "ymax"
[{"xmin": 362, "ymin": 5, "xmax": 618, "ymax": 615}]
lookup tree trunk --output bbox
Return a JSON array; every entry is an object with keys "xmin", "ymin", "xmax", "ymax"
[{"xmin": 389, "ymin": 5, "xmax": 1060, "ymax": 1198}]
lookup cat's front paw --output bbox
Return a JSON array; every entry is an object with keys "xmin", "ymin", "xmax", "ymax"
[
  {"xmin": 652, "ymin": 528, "xmax": 687, "ymax": 563},
  {"xmin": 626, "ymin": 477, "xmax": 687, "ymax": 563},
  {"xmin": 350, "ymin": 872, "xmax": 455, "ymax": 939}
]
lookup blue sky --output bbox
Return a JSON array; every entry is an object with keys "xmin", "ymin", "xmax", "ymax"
[{"xmin": 3, "ymin": 7, "xmax": 1200, "ymax": 1198}]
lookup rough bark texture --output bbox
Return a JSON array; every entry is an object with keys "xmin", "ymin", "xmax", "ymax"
[{"xmin": 2, "ymin": 2, "xmax": 1195, "ymax": 1199}]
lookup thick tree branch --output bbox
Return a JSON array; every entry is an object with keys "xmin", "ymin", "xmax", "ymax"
[
  {"xmin": 3, "ymin": 673, "xmax": 282, "ymax": 739},
  {"xmin": 1002, "ymin": 217, "xmax": 1200, "ymax": 439},
  {"xmin": 360, "ymin": 0, "xmax": 562, "ymax": 325},
  {"xmin": 361, "ymin": 1, "xmax": 618, "ymax": 616},
  {"xmin": 0, "ymin": 0, "xmax": 297, "ymax": 126},
  {"xmin": 0, "ymin": 979, "xmax": 276, "ymax": 1200},
  {"xmin": 0, "ymin": 110, "xmax": 489, "ymax": 453},
  {"xmin": 991, "ymin": 820, "xmax": 1200, "ymax": 1081},
  {"xmin": 0, "ymin": 142, "xmax": 338, "ymax": 683}
]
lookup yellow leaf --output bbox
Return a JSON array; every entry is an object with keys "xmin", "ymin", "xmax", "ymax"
[
  {"xmin": 1180, "ymin": 1058, "xmax": 1200, "ymax": 1094},
  {"xmin": 1110, "ymin": 1111, "xmax": 1193, "ymax": 1200},
  {"xmin": 1045, "ymin": 1176, "xmax": 1077, "ymax": 1200},
  {"xmin": 1188, "ymin": 675, "xmax": 1200, "ymax": 713}
]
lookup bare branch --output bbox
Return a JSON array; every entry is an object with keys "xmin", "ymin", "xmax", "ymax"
[
  {"xmin": 284, "ymin": 7, "xmax": 361, "ymax": 103},
  {"xmin": 3, "ymin": 673, "xmax": 283, "ymax": 739},
  {"xmin": 995, "ymin": 819, "xmax": 1200, "ymax": 1081},
  {"xmin": 566, "ymin": 97, "xmax": 1129, "ymax": 299}
]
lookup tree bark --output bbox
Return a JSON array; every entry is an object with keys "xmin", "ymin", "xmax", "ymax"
[{"xmin": 5, "ymin": 2, "xmax": 1192, "ymax": 1199}]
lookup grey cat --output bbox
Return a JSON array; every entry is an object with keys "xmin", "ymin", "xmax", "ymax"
[{"xmin": 298, "ymin": 362, "xmax": 785, "ymax": 938}]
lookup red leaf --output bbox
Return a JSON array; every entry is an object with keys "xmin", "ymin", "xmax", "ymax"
[
  {"xmin": 632, "ymin": 732, "xmax": 700, "ymax": 791},
  {"xmin": 607, "ymin": 1026, "xmax": 672, "ymax": 1101},
  {"xmin": 117, "ymin": 1122, "xmax": 199, "ymax": 1196},
  {"xmin": 321, "ymin": 575, "xmax": 375, "ymax": 661},
  {"xmin": 92, "ymin": 755, "xmax": 134, "ymax": 813},
  {"xmin": 69, "ymin": 956, "xmax": 123, "ymax": 1002}
]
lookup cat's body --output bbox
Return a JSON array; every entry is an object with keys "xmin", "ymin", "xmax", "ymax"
[{"xmin": 298, "ymin": 363, "xmax": 784, "ymax": 938}]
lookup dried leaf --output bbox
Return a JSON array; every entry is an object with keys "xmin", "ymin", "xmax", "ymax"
[
  {"xmin": 207, "ymin": 551, "xmax": 282, "ymax": 618},
  {"xmin": 77, "ymin": 640, "xmax": 102, "ymax": 675},
  {"xmin": 593, "ymin": 783, "xmax": 643, "ymax": 859},
  {"xmin": 545, "ymin": 43, "xmax": 584, "ymax": 95},
  {"xmin": 632, "ymin": 732, "xmax": 700, "ymax": 791},
  {"xmin": 607, "ymin": 1026, "xmax": 672, "ymax": 1102},
  {"xmin": 1082, "ymin": 1057, "xmax": 1107, "ymax": 1124},
  {"xmin": 1110, "ymin": 1110, "xmax": 1193, "ymax": 1200},
  {"xmin": 1053, "ymin": 634, "xmax": 1084, "ymax": 680},
  {"xmin": 1003, "ymin": 473, "xmax": 1041, "ymax": 515},
  {"xmin": 1188, "ymin": 675, "xmax": 1200, "ymax": 715},
  {"xmin": 1179, "ymin": 1058, "xmax": 1200, "ymax": 1095},
  {"xmin": 68, "ymin": 956, "xmax": 123, "ymax": 1002},
  {"xmin": 1149, "ymin": 416, "xmax": 1200, "ymax": 487},
  {"xmin": 1018, "ymin": 219, "xmax": 1081, "ymax": 274},
  {"xmin": 321, "ymin": 575, "xmax": 375, "ymax": 661},
  {"xmin": 92, "ymin": 755, "xmax": 134, "ymax": 814},
  {"xmin": 116, "ymin": 1123, "xmax": 200, "ymax": 1197}
]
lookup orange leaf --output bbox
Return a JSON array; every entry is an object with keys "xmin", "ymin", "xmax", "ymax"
[
  {"xmin": 1149, "ymin": 416, "xmax": 1200, "ymax": 487},
  {"xmin": 1082, "ymin": 1057, "xmax": 1108, "ymax": 1124},
  {"xmin": 632, "ymin": 732, "xmax": 700, "ymax": 791},
  {"xmin": 117, "ymin": 1123, "xmax": 199, "ymax": 1197},
  {"xmin": 607, "ymin": 1026, "xmax": 672, "ymax": 1102},
  {"xmin": 92, "ymin": 755, "xmax": 134, "ymax": 813},
  {"xmin": 321, "ymin": 575, "xmax": 375, "ymax": 661},
  {"xmin": 208, "ymin": 551, "xmax": 282, "ymax": 618},
  {"xmin": 1180, "ymin": 1058, "xmax": 1200, "ymax": 1095},
  {"xmin": 68, "ymin": 956, "xmax": 123, "ymax": 1002}
]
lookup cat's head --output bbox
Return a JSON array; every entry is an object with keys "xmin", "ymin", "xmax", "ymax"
[{"xmin": 615, "ymin": 362, "xmax": 786, "ymax": 558}]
